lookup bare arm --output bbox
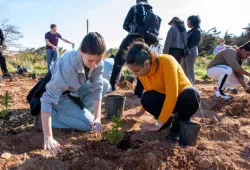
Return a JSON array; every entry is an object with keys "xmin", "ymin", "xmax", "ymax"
[
  {"xmin": 235, "ymin": 71, "xmax": 247, "ymax": 87},
  {"xmin": 93, "ymin": 100, "xmax": 102, "ymax": 120},
  {"xmin": 41, "ymin": 112, "xmax": 53, "ymax": 137},
  {"xmin": 60, "ymin": 38, "xmax": 73, "ymax": 45},
  {"xmin": 236, "ymin": 68, "xmax": 250, "ymax": 77}
]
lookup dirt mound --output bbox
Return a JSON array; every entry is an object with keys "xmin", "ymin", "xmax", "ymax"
[
  {"xmin": 1, "ymin": 77, "xmax": 250, "ymax": 169},
  {"xmin": 118, "ymin": 80, "xmax": 133, "ymax": 90}
]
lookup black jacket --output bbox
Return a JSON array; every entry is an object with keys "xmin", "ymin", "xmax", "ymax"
[
  {"xmin": 187, "ymin": 28, "xmax": 201, "ymax": 49},
  {"xmin": 0, "ymin": 28, "xmax": 4, "ymax": 46},
  {"xmin": 123, "ymin": 3, "xmax": 152, "ymax": 34}
]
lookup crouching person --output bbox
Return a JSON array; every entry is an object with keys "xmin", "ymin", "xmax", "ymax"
[
  {"xmin": 207, "ymin": 41, "xmax": 250, "ymax": 100},
  {"xmin": 31, "ymin": 32, "xmax": 108, "ymax": 152},
  {"xmin": 125, "ymin": 41, "xmax": 201, "ymax": 142}
]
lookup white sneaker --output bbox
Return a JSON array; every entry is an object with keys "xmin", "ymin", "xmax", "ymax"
[{"xmin": 214, "ymin": 87, "xmax": 231, "ymax": 100}]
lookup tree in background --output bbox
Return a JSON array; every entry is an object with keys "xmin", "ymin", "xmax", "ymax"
[
  {"xmin": 0, "ymin": 19, "xmax": 23, "ymax": 49},
  {"xmin": 106, "ymin": 48, "xmax": 118, "ymax": 58},
  {"xmin": 224, "ymin": 30, "xmax": 234, "ymax": 45},
  {"xmin": 198, "ymin": 27, "xmax": 221, "ymax": 56}
]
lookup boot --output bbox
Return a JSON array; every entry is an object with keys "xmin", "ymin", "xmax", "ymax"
[
  {"xmin": 167, "ymin": 116, "xmax": 181, "ymax": 143},
  {"xmin": 2, "ymin": 72, "xmax": 12, "ymax": 78}
]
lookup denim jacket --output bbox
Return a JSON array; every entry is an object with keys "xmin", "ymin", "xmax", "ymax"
[{"xmin": 40, "ymin": 49, "xmax": 103, "ymax": 113}]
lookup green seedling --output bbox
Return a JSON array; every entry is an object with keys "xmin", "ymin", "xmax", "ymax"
[
  {"xmin": 103, "ymin": 110, "xmax": 124, "ymax": 145},
  {"xmin": 0, "ymin": 91, "xmax": 13, "ymax": 118}
]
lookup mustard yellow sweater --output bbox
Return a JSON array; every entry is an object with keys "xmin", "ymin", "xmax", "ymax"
[{"xmin": 139, "ymin": 54, "xmax": 191, "ymax": 123}]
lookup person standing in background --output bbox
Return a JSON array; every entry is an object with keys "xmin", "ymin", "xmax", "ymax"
[
  {"xmin": 0, "ymin": 28, "xmax": 12, "ymax": 78},
  {"xmin": 150, "ymin": 41, "xmax": 162, "ymax": 54},
  {"xmin": 213, "ymin": 38, "xmax": 227, "ymax": 55},
  {"xmin": 163, "ymin": 17, "xmax": 187, "ymax": 64},
  {"xmin": 45, "ymin": 24, "xmax": 74, "ymax": 69},
  {"xmin": 182, "ymin": 15, "xmax": 201, "ymax": 84}
]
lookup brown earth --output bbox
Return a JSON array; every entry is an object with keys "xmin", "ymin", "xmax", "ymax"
[{"xmin": 0, "ymin": 75, "xmax": 250, "ymax": 170}]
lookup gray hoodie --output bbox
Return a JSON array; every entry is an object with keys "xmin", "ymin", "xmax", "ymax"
[{"xmin": 163, "ymin": 26, "xmax": 187, "ymax": 54}]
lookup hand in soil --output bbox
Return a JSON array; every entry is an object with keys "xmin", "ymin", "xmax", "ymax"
[
  {"xmin": 44, "ymin": 136, "xmax": 62, "ymax": 153},
  {"xmin": 140, "ymin": 123, "xmax": 161, "ymax": 132},
  {"xmin": 92, "ymin": 119, "xmax": 103, "ymax": 134}
]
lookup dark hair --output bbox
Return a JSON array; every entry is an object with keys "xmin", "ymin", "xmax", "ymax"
[
  {"xmin": 126, "ymin": 41, "xmax": 152, "ymax": 66},
  {"xmin": 175, "ymin": 20, "xmax": 187, "ymax": 32},
  {"xmin": 80, "ymin": 32, "xmax": 106, "ymax": 56},
  {"xmin": 50, "ymin": 24, "xmax": 56, "ymax": 30},
  {"xmin": 187, "ymin": 15, "xmax": 201, "ymax": 28},
  {"xmin": 239, "ymin": 41, "xmax": 250, "ymax": 52}
]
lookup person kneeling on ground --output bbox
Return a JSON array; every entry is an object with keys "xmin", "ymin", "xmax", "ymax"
[
  {"xmin": 29, "ymin": 32, "xmax": 109, "ymax": 153},
  {"xmin": 125, "ymin": 41, "xmax": 201, "ymax": 142},
  {"xmin": 207, "ymin": 41, "xmax": 250, "ymax": 100}
]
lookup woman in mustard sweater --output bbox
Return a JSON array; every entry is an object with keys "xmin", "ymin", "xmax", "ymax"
[{"xmin": 125, "ymin": 41, "xmax": 201, "ymax": 142}]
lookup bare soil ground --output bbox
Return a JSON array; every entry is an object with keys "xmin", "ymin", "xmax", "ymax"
[{"xmin": 0, "ymin": 75, "xmax": 250, "ymax": 170}]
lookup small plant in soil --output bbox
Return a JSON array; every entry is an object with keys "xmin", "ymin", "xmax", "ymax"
[
  {"xmin": 103, "ymin": 111, "xmax": 124, "ymax": 145},
  {"xmin": 0, "ymin": 91, "xmax": 13, "ymax": 118}
]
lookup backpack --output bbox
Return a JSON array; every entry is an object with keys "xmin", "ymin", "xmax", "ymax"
[{"xmin": 135, "ymin": 5, "xmax": 162, "ymax": 44}]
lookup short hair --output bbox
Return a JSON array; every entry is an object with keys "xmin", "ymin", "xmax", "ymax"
[
  {"xmin": 239, "ymin": 41, "xmax": 250, "ymax": 52},
  {"xmin": 50, "ymin": 24, "xmax": 57, "ymax": 30},
  {"xmin": 187, "ymin": 15, "xmax": 201, "ymax": 28},
  {"xmin": 80, "ymin": 32, "xmax": 106, "ymax": 56}
]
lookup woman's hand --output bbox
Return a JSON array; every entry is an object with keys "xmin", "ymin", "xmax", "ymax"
[
  {"xmin": 92, "ymin": 119, "xmax": 103, "ymax": 134},
  {"xmin": 44, "ymin": 135, "xmax": 62, "ymax": 153},
  {"xmin": 141, "ymin": 121, "xmax": 164, "ymax": 132}
]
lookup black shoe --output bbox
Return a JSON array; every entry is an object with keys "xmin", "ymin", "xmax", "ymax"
[
  {"xmin": 167, "ymin": 116, "xmax": 181, "ymax": 143},
  {"xmin": 3, "ymin": 72, "xmax": 12, "ymax": 78}
]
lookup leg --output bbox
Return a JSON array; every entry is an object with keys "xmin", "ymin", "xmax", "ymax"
[
  {"xmin": 78, "ymin": 79, "xmax": 109, "ymax": 113},
  {"xmin": 141, "ymin": 90, "xmax": 174, "ymax": 128},
  {"xmin": 207, "ymin": 65, "xmax": 233, "ymax": 99},
  {"xmin": 185, "ymin": 47, "xmax": 198, "ymax": 84},
  {"xmin": 225, "ymin": 71, "xmax": 249, "ymax": 88},
  {"xmin": 110, "ymin": 35, "xmax": 141, "ymax": 90},
  {"xmin": 182, "ymin": 57, "xmax": 188, "ymax": 76},
  {"xmin": 52, "ymin": 96, "xmax": 94, "ymax": 131},
  {"xmin": 0, "ymin": 51, "xmax": 8, "ymax": 73},
  {"xmin": 52, "ymin": 50, "xmax": 58, "ymax": 63},
  {"xmin": 168, "ymin": 87, "xmax": 201, "ymax": 142},
  {"xmin": 169, "ymin": 48, "xmax": 183, "ymax": 64},
  {"xmin": 207, "ymin": 65, "xmax": 233, "ymax": 90},
  {"xmin": 46, "ymin": 49, "xmax": 53, "ymax": 69},
  {"xmin": 134, "ymin": 77, "xmax": 144, "ymax": 98}
]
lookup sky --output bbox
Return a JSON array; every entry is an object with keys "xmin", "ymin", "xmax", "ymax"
[{"xmin": 0, "ymin": 0, "xmax": 250, "ymax": 51}]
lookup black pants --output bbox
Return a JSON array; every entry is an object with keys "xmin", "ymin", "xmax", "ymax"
[
  {"xmin": 141, "ymin": 87, "xmax": 200, "ymax": 122},
  {"xmin": 110, "ymin": 34, "xmax": 144, "ymax": 97},
  {"xmin": 169, "ymin": 48, "xmax": 184, "ymax": 64},
  {"xmin": 0, "ymin": 51, "xmax": 8, "ymax": 73}
]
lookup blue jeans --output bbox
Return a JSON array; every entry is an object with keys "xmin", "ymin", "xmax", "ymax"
[
  {"xmin": 46, "ymin": 49, "xmax": 58, "ymax": 69},
  {"xmin": 51, "ymin": 79, "xmax": 109, "ymax": 131}
]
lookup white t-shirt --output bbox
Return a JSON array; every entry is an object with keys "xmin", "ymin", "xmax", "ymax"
[{"xmin": 150, "ymin": 45, "xmax": 162, "ymax": 54}]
